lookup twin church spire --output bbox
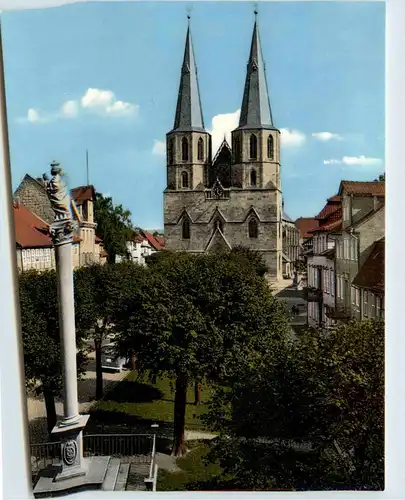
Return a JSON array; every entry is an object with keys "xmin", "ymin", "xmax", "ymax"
[{"xmin": 172, "ymin": 13, "xmax": 274, "ymax": 134}]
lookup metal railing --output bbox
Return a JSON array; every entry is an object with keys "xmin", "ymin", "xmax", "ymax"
[
  {"xmin": 30, "ymin": 441, "xmax": 61, "ymax": 476},
  {"xmin": 83, "ymin": 433, "xmax": 153, "ymax": 462}
]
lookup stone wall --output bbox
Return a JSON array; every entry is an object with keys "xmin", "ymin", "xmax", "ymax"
[{"xmin": 14, "ymin": 175, "xmax": 54, "ymax": 224}]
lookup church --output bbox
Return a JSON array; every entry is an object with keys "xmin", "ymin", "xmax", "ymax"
[{"xmin": 163, "ymin": 15, "xmax": 300, "ymax": 282}]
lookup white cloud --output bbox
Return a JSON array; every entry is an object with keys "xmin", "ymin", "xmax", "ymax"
[
  {"xmin": 80, "ymin": 88, "xmax": 137, "ymax": 116},
  {"xmin": 61, "ymin": 99, "xmax": 79, "ymax": 118},
  {"xmin": 27, "ymin": 108, "xmax": 41, "ymax": 123},
  {"xmin": 152, "ymin": 139, "xmax": 166, "ymax": 156},
  {"xmin": 280, "ymin": 128, "xmax": 306, "ymax": 147},
  {"xmin": 312, "ymin": 132, "xmax": 342, "ymax": 142},
  {"xmin": 324, "ymin": 155, "xmax": 383, "ymax": 166},
  {"xmin": 209, "ymin": 109, "xmax": 241, "ymax": 156},
  {"xmin": 18, "ymin": 88, "xmax": 138, "ymax": 124}
]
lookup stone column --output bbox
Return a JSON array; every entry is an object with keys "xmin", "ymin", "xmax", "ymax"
[{"xmin": 44, "ymin": 162, "xmax": 89, "ymax": 481}]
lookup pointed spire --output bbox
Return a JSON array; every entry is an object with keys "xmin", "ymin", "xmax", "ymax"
[
  {"xmin": 237, "ymin": 13, "xmax": 275, "ymax": 130},
  {"xmin": 172, "ymin": 16, "xmax": 205, "ymax": 132}
]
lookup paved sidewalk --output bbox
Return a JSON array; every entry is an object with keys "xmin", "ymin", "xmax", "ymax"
[{"xmin": 27, "ymin": 351, "xmax": 127, "ymax": 443}]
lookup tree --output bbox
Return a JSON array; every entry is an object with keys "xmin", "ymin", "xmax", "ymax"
[
  {"xmin": 202, "ymin": 320, "xmax": 384, "ymax": 490},
  {"xmin": 94, "ymin": 193, "xmax": 134, "ymax": 263},
  {"xmin": 74, "ymin": 263, "xmax": 132, "ymax": 400},
  {"xmin": 374, "ymin": 173, "xmax": 385, "ymax": 182},
  {"xmin": 114, "ymin": 252, "xmax": 290, "ymax": 457},
  {"xmin": 19, "ymin": 270, "xmax": 88, "ymax": 434},
  {"xmin": 229, "ymin": 246, "xmax": 269, "ymax": 277}
]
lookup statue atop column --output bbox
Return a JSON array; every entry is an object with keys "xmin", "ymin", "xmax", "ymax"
[{"xmin": 43, "ymin": 161, "xmax": 79, "ymax": 245}]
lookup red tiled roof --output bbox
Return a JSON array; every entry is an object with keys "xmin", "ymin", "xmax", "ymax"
[
  {"xmin": 71, "ymin": 185, "xmax": 96, "ymax": 205},
  {"xmin": 295, "ymin": 217, "xmax": 318, "ymax": 239},
  {"xmin": 154, "ymin": 235, "xmax": 165, "ymax": 247},
  {"xmin": 352, "ymin": 238, "xmax": 384, "ymax": 293},
  {"xmin": 144, "ymin": 232, "xmax": 162, "ymax": 250},
  {"xmin": 14, "ymin": 203, "xmax": 52, "ymax": 248},
  {"xmin": 309, "ymin": 205, "xmax": 342, "ymax": 234},
  {"xmin": 339, "ymin": 181, "xmax": 385, "ymax": 197},
  {"xmin": 95, "ymin": 235, "xmax": 102, "ymax": 243},
  {"xmin": 14, "ymin": 202, "xmax": 81, "ymax": 248},
  {"xmin": 327, "ymin": 195, "xmax": 340, "ymax": 202}
]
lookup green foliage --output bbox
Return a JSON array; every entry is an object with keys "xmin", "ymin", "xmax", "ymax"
[
  {"xmin": 94, "ymin": 193, "xmax": 134, "ymax": 263},
  {"xmin": 19, "ymin": 269, "xmax": 88, "ymax": 395},
  {"xmin": 229, "ymin": 245, "xmax": 269, "ymax": 277},
  {"xmin": 157, "ymin": 442, "xmax": 223, "ymax": 491},
  {"xmin": 115, "ymin": 251, "xmax": 289, "ymax": 384},
  {"xmin": 203, "ymin": 320, "xmax": 384, "ymax": 491},
  {"xmin": 374, "ymin": 173, "xmax": 385, "ymax": 182}
]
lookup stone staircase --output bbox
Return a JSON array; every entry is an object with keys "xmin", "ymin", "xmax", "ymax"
[{"xmin": 126, "ymin": 462, "xmax": 151, "ymax": 491}]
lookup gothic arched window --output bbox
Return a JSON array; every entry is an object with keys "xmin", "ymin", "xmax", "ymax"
[
  {"xmin": 181, "ymin": 171, "xmax": 189, "ymax": 188},
  {"xmin": 234, "ymin": 137, "xmax": 241, "ymax": 163},
  {"xmin": 267, "ymin": 135, "xmax": 274, "ymax": 160},
  {"xmin": 197, "ymin": 137, "xmax": 204, "ymax": 161},
  {"xmin": 181, "ymin": 137, "xmax": 189, "ymax": 162},
  {"xmin": 168, "ymin": 138, "xmax": 175, "ymax": 164},
  {"xmin": 182, "ymin": 218, "xmax": 190, "ymax": 240},
  {"xmin": 249, "ymin": 134, "xmax": 258, "ymax": 159},
  {"xmin": 250, "ymin": 169, "xmax": 257, "ymax": 187},
  {"xmin": 248, "ymin": 218, "xmax": 258, "ymax": 239}
]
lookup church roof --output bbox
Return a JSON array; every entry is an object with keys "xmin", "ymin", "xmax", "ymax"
[
  {"xmin": 236, "ymin": 15, "xmax": 276, "ymax": 131},
  {"xmin": 171, "ymin": 19, "xmax": 205, "ymax": 133}
]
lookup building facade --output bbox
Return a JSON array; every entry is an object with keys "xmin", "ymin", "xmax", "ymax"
[
  {"xmin": 305, "ymin": 181, "xmax": 385, "ymax": 329},
  {"xmin": 163, "ymin": 18, "xmax": 299, "ymax": 282},
  {"xmin": 14, "ymin": 175, "xmax": 106, "ymax": 266},
  {"xmin": 13, "ymin": 200, "xmax": 82, "ymax": 272}
]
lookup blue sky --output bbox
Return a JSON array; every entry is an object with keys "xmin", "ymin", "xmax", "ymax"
[{"xmin": 2, "ymin": 1, "xmax": 385, "ymax": 228}]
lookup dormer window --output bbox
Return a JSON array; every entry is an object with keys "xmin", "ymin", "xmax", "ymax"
[
  {"xmin": 181, "ymin": 171, "xmax": 189, "ymax": 188},
  {"xmin": 250, "ymin": 169, "xmax": 257, "ymax": 187},
  {"xmin": 249, "ymin": 134, "xmax": 257, "ymax": 160},
  {"xmin": 181, "ymin": 137, "xmax": 189, "ymax": 162},
  {"xmin": 248, "ymin": 218, "xmax": 258, "ymax": 238},
  {"xmin": 267, "ymin": 135, "xmax": 274, "ymax": 160},
  {"xmin": 197, "ymin": 137, "xmax": 204, "ymax": 161}
]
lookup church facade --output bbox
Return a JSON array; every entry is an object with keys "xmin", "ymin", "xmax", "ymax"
[{"xmin": 163, "ymin": 17, "xmax": 299, "ymax": 282}]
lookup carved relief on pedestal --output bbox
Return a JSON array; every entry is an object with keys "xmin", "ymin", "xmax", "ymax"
[{"xmin": 62, "ymin": 439, "xmax": 78, "ymax": 466}]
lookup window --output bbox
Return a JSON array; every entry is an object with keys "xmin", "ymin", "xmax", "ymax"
[
  {"xmin": 331, "ymin": 271, "xmax": 335, "ymax": 296},
  {"xmin": 363, "ymin": 291, "xmax": 368, "ymax": 317},
  {"xmin": 234, "ymin": 137, "xmax": 241, "ymax": 163},
  {"xmin": 336, "ymin": 275, "xmax": 341, "ymax": 298},
  {"xmin": 351, "ymin": 286, "xmax": 355, "ymax": 304},
  {"xmin": 249, "ymin": 134, "xmax": 258, "ymax": 159},
  {"xmin": 248, "ymin": 218, "xmax": 258, "ymax": 238},
  {"xmin": 168, "ymin": 138, "xmax": 175, "ymax": 164},
  {"xmin": 352, "ymin": 239, "xmax": 357, "ymax": 261},
  {"xmin": 250, "ymin": 169, "xmax": 257, "ymax": 187},
  {"xmin": 182, "ymin": 218, "xmax": 190, "ymax": 239},
  {"xmin": 181, "ymin": 137, "xmax": 189, "ymax": 161},
  {"xmin": 376, "ymin": 296, "xmax": 382, "ymax": 318},
  {"xmin": 267, "ymin": 135, "xmax": 274, "ymax": 159},
  {"xmin": 181, "ymin": 171, "xmax": 189, "ymax": 188},
  {"xmin": 197, "ymin": 137, "xmax": 204, "ymax": 161}
]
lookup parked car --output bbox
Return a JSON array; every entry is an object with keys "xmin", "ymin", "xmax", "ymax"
[{"xmin": 100, "ymin": 343, "xmax": 128, "ymax": 372}]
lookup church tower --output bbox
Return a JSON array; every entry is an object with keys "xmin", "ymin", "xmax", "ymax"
[
  {"xmin": 164, "ymin": 13, "xmax": 285, "ymax": 282},
  {"xmin": 166, "ymin": 18, "xmax": 211, "ymax": 191},
  {"xmin": 231, "ymin": 12, "xmax": 281, "ymax": 194}
]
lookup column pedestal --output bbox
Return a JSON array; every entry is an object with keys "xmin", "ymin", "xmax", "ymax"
[{"xmin": 51, "ymin": 414, "xmax": 90, "ymax": 482}]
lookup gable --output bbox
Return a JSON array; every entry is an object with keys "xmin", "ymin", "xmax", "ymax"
[{"xmin": 205, "ymin": 227, "xmax": 232, "ymax": 253}]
